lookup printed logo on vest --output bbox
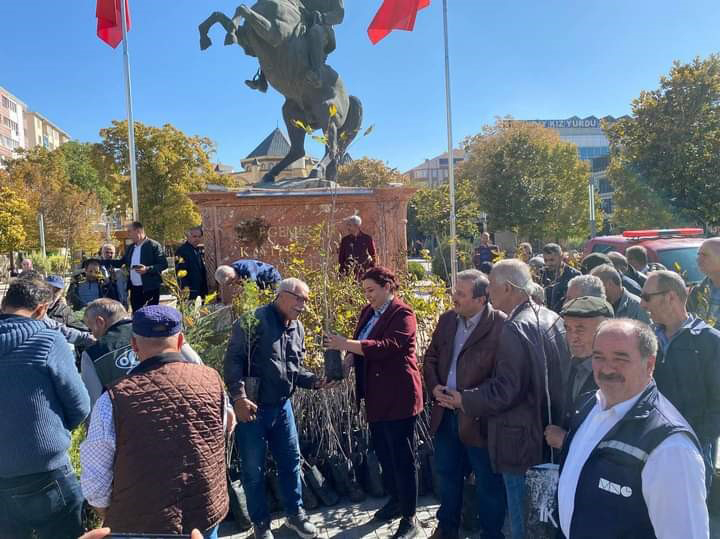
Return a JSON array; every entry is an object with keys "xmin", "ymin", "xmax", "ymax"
[
  {"xmin": 598, "ymin": 477, "xmax": 633, "ymax": 497},
  {"xmin": 115, "ymin": 349, "xmax": 139, "ymax": 371}
]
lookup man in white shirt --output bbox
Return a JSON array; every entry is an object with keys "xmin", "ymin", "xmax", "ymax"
[{"xmin": 557, "ymin": 318, "xmax": 708, "ymax": 539}]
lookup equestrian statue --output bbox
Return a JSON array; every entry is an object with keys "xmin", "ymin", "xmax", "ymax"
[{"xmin": 199, "ymin": 0, "xmax": 362, "ymax": 184}]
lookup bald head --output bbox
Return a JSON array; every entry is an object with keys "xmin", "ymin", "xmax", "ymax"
[{"xmin": 698, "ymin": 238, "xmax": 720, "ymax": 280}]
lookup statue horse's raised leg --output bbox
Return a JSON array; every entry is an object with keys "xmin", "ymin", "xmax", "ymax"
[
  {"xmin": 198, "ymin": 11, "xmax": 237, "ymax": 50},
  {"xmin": 263, "ymin": 100, "xmax": 309, "ymax": 183}
]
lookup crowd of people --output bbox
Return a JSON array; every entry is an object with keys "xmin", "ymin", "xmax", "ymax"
[{"xmin": 1, "ymin": 223, "xmax": 720, "ymax": 539}]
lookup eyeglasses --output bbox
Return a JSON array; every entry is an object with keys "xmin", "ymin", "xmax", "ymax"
[
  {"xmin": 284, "ymin": 290, "xmax": 309, "ymax": 304},
  {"xmin": 640, "ymin": 290, "xmax": 669, "ymax": 302}
]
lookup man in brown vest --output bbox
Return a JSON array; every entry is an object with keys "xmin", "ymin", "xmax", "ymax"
[{"xmin": 80, "ymin": 305, "xmax": 229, "ymax": 538}]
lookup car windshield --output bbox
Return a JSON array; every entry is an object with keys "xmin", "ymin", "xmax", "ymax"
[{"xmin": 657, "ymin": 247, "xmax": 702, "ymax": 283}]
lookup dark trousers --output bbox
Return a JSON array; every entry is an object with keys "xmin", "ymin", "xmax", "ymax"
[
  {"xmin": 129, "ymin": 285, "xmax": 160, "ymax": 312},
  {"xmin": 0, "ymin": 465, "xmax": 84, "ymax": 539},
  {"xmin": 369, "ymin": 415, "xmax": 418, "ymax": 518},
  {"xmin": 434, "ymin": 412, "xmax": 506, "ymax": 538}
]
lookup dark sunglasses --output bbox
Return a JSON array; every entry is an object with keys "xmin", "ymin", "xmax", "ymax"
[{"xmin": 640, "ymin": 290, "xmax": 669, "ymax": 302}]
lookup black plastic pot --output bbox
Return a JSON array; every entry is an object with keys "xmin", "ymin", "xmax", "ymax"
[
  {"xmin": 363, "ymin": 450, "xmax": 385, "ymax": 498},
  {"xmin": 245, "ymin": 376, "xmax": 261, "ymax": 403},
  {"xmin": 304, "ymin": 462, "xmax": 339, "ymax": 507},
  {"xmin": 323, "ymin": 349, "xmax": 345, "ymax": 381},
  {"xmin": 301, "ymin": 469, "xmax": 320, "ymax": 510},
  {"xmin": 227, "ymin": 476, "xmax": 253, "ymax": 531}
]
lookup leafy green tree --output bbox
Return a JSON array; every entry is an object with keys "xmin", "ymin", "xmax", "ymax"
[
  {"xmin": 606, "ymin": 153, "xmax": 693, "ymax": 230},
  {"xmin": 60, "ymin": 141, "xmax": 116, "ymax": 211},
  {"xmin": 408, "ymin": 178, "xmax": 480, "ymax": 243},
  {"xmin": 461, "ymin": 121, "xmax": 591, "ymax": 241},
  {"xmin": 97, "ymin": 121, "xmax": 231, "ymax": 244},
  {"xmin": 605, "ymin": 55, "xmax": 720, "ymax": 226},
  {"xmin": 336, "ymin": 157, "xmax": 407, "ymax": 188}
]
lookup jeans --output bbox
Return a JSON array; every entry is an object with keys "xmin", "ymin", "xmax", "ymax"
[
  {"xmin": 235, "ymin": 399, "xmax": 303, "ymax": 525},
  {"xmin": 0, "ymin": 465, "xmax": 84, "ymax": 539},
  {"xmin": 434, "ymin": 412, "xmax": 506, "ymax": 538},
  {"xmin": 369, "ymin": 415, "xmax": 418, "ymax": 519},
  {"xmin": 502, "ymin": 473, "xmax": 526, "ymax": 539}
]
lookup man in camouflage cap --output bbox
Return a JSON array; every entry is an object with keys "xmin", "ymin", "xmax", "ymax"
[{"xmin": 545, "ymin": 296, "xmax": 614, "ymax": 450}]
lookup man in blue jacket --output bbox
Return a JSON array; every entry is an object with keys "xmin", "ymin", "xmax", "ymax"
[
  {"xmin": 0, "ymin": 278, "xmax": 91, "ymax": 539},
  {"xmin": 641, "ymin": 269, "xmax": 720, "ymax": 484}
]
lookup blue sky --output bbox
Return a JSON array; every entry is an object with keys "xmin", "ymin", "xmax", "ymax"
[{"xmin": 3, "ymin": 1, "xmax": 719, "ymax": 172}]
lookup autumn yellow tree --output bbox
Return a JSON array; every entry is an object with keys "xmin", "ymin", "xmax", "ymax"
[
  {"xmin": 0, "ymin": 175, "xmax": 30, "ymax": 255},
  {"xmin": 3, "ymin": 147, "xmax": 102, "ymax": 253},
  {"xmin": 336, "ymin": 157, "xmax": 407, "ymax": 188}
]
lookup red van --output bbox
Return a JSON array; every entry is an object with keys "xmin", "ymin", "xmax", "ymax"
[{"xmin": 583, "ymin": 228, "xmax": 705, "ymax": 283}]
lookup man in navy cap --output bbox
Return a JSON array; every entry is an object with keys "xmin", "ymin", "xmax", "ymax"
[
  {"xmin": 80, "ymin": 305, "xmax": 230, "ymax": 537},
  {"xmin": 46, "ymin": 275, "xmax": 74, "ymax": 326}
]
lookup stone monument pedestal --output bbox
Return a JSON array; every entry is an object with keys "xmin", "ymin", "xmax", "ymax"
[{"xmin": 189, "ymin": 185, "xmax": 417, "ymax": 280}]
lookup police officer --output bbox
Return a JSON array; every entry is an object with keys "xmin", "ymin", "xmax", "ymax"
[
  {"xmin": 80, "ymin": 298, "xmax": 201, "ymax": 407},
  {"xmin": 557, "ymin": 319, "xmax": 708, "ymax": 538}
]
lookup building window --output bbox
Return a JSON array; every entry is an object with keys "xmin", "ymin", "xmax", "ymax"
[
  {"xmin": 2, "ymin": 117, "xmax": 18, "ymax": 134},
  {"xmin": 1, "ymin": 96, "xmax": 18, "ymax": 113}
]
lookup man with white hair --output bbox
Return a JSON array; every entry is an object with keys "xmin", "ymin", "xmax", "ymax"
[
  {"xmin": 224, "ymin": 278, "xmax": 330, "ymax": 539},
  {"xmin": 591, "ymin": 264, "xmax": 650, "ymax": 323},
  {"xmin": 214, "ymin": 259, "xmax": 282, "ymax": 303},
  {"xmin": 444, "ymin": 259, "xmax": 569, "ymax": 539},
  {"xmin": 338, "ymin": 214, "xmax": 376, "ymax": 275},
  {"xmin": 565, "ymin": 274, "xmax": 607, "ymax": 302}
]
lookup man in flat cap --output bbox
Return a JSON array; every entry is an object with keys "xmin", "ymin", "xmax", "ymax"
[
  {"xmin": 544, "ymin": 296, "xmax": 614, "ymax": 450},
  {"xmin": 80, "ymin": 305, "xmax": 230, "ymax": 537}
]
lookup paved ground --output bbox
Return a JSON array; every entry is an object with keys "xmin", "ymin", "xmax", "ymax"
[
  {"xmin": 219, "ymin": 495, "xmax": 720, "ymax": 538},
  {"xmin": 220, "ymin": 496, "xmax": 450, "ymax": 538}
]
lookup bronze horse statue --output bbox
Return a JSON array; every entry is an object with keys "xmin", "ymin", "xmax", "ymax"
[{"xmin": 199, "ymin": 0, "xmax": 362, "ymax": 183}]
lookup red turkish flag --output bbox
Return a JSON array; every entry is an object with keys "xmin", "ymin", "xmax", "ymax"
[
  {"xmin": 368, "ymin": 0, "xmax": 430, "ymax": 44},
  {"xmin": 96, "ymin": 0, "xmax": 131, "ymax": 48}
]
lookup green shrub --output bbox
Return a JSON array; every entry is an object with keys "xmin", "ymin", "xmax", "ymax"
[
  {"xmin": 408, "ymin": 260, "xmax": 426, "ymax": 280},
  {"xmin": 27, "ymin": 252, "xmax": 70, "ymax": 276},
  {"xmin": 431, "ymin": 239, "xmax": 473, "ymax": 284}
]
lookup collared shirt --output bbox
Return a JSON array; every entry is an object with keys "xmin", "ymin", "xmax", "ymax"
[
  {"xmin": 80, "ymin": 355, "xmax": 228, "ymax": 509},
  {"xmin": 570, "ymin": 357, "xmax": 593, "ymax": 404},
  {"xmin": 655, "ymin": 316, "xmax": 695, "ymax": 354},
  {"xmin": 446, "ymin": 308, "xmax": 484, "ymax": 390},
  {"xmin": 357, "ymin": 297, "xmax": 393, "ymax": 341},
  {"xmin": 129, "ymin": 241, "xmax": 145, "ymax": 286},
  {"xmin": 558, "ymin": 385, "xmax": 708, "ymax": 539}
]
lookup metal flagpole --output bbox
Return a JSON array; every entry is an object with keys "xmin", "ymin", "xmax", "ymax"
[
  {"xmin": 119, "ymin": 0, "xmax": 139, "ymax": 221},
  {"xmin": 442, "ymin": 0, "xmax": 457, "ymax": 288}
]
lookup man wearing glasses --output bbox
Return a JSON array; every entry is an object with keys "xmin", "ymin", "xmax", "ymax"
[
  {"xmin": 224, "ymin": 278, "xmax": 331, "ymax": 539},
  {"xmin": 640, "ymin": 270, "xmax": 720, "ymax": 486}
]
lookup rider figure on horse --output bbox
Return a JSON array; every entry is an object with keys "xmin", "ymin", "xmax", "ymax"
[{"xmin": 245, "ymin": 0, "xmax": 344, "ymax": 92}]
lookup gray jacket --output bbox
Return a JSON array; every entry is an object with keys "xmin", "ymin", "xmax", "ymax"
[{"xmin": 614, "ymin": 289, "xmax": 651, "ymax": 324}]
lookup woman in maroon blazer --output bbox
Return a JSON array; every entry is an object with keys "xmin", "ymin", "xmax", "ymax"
[{"xmin": 324, "ymin": 266, "xmax": 424, "ymax": 539}]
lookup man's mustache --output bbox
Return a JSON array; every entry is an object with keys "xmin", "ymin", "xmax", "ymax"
[{"xmin": 597, "ymin": 372, "xmax": 624, "ymax": 383}]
